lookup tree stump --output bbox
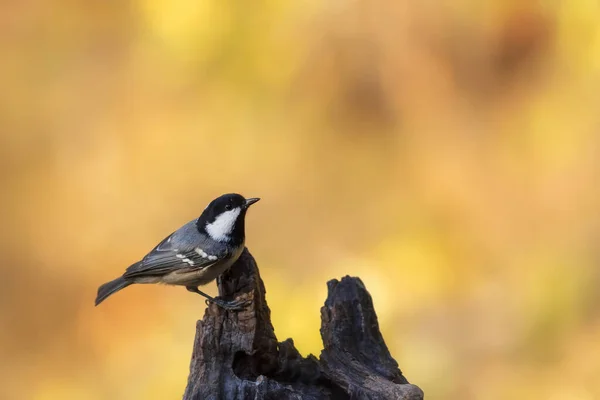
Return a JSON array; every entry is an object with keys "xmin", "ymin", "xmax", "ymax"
[{"xmin": 183, "ymin": 249, "xmax": 424, "ymax": 400}]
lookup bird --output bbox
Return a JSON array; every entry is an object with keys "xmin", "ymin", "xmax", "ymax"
[{"xmin": 95, "ymin": 193, "xmax": 260, "ymax": 310}]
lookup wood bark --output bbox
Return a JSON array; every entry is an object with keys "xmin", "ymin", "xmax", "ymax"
[{"xmin": 183, "ymin": 249, "xmax": 424, "ymax": 400}]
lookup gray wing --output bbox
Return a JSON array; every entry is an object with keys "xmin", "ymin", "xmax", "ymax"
[{"xmin": 123, "ymin": 221, "xmax": 225, "ymax": 279}]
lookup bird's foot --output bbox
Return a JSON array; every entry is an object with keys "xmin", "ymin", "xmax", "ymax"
[{"xmin": 205, "ymin": 297, "xmax": 251, "ymax": 311}]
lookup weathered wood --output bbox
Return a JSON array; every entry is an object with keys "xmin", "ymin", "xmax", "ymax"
[
  {"xmin": 320, "ymin": 278, "xmax": 423, "ymax": 400},
  {"xmin": 183, "ymin": 249, "xmax": 424, "ymax": 400}
]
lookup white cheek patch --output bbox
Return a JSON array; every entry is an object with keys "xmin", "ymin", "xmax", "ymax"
[{"xmin": 205, "ymin": 207, "xmax": 241, "ymax": 242}]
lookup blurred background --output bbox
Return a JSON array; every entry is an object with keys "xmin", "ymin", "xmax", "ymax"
[{"xmin": 1, "ymin": 0, "xmax": 600, "ymax": 399}]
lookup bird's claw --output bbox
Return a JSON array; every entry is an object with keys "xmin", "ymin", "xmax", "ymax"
[{"xmin": 207, "ymin": 297, "xmax": 251, "ymax": 311}]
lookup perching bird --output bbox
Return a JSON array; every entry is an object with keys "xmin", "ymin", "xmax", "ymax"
[{"xmin": 95, "ymin": 193, "xmax": 260, "ymax": 310}]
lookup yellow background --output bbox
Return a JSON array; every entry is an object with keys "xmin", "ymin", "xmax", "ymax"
[{"xmin": 2, "ymin": 1, "xmax": 600, "ymax": 399}]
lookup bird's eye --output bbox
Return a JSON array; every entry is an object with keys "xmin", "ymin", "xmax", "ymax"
[{"xmin": 225, "ymin": 204, "xmax": 232, "ymax": 211}]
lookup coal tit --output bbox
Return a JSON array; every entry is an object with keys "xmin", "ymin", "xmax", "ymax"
[{"xmin": 95, "ymin": 193, "xmax": 260, "ymax": 310}]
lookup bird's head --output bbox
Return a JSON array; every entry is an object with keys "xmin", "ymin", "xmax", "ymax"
[{"xmin": 196, "ymin": 193, "xmax": 260, "ymax": 244}]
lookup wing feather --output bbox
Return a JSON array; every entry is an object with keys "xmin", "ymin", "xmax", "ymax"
[{"xmin": 123, "ymin": 231, "xmax": 222, "ymax": 278}]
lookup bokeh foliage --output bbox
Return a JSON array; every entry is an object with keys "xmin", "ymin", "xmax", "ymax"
[{"xmin": 1, "ymin": 1, "xmax": 600, "ymax": 399}]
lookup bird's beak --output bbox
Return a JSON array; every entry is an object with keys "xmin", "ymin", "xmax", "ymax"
[{"xmin": 244, "ymin": 197, "xmax": 260, "ymax": 208}]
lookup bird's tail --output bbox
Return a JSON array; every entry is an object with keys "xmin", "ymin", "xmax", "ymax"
[{"xmin": 95, "ymin": 277, "xmax": 132, "ymax": 306}]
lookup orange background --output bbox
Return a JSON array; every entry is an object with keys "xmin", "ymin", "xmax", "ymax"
[{"xmin": 2, "ymin": 1, "xmax": 600, "ymax": 399}]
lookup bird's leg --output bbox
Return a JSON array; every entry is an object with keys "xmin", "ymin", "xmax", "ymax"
[
  {"xmin": 186, "ymin": 286, "xmax": 250, "ymax": 310},
  {"xmin": 186, "ymin": 286, "xmax": 217, "ymax": 303}
]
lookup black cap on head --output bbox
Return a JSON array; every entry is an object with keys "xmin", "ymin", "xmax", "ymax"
[{"xmin": 196, "ymin": 193, "xmax": 259, "ymax": 244}]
